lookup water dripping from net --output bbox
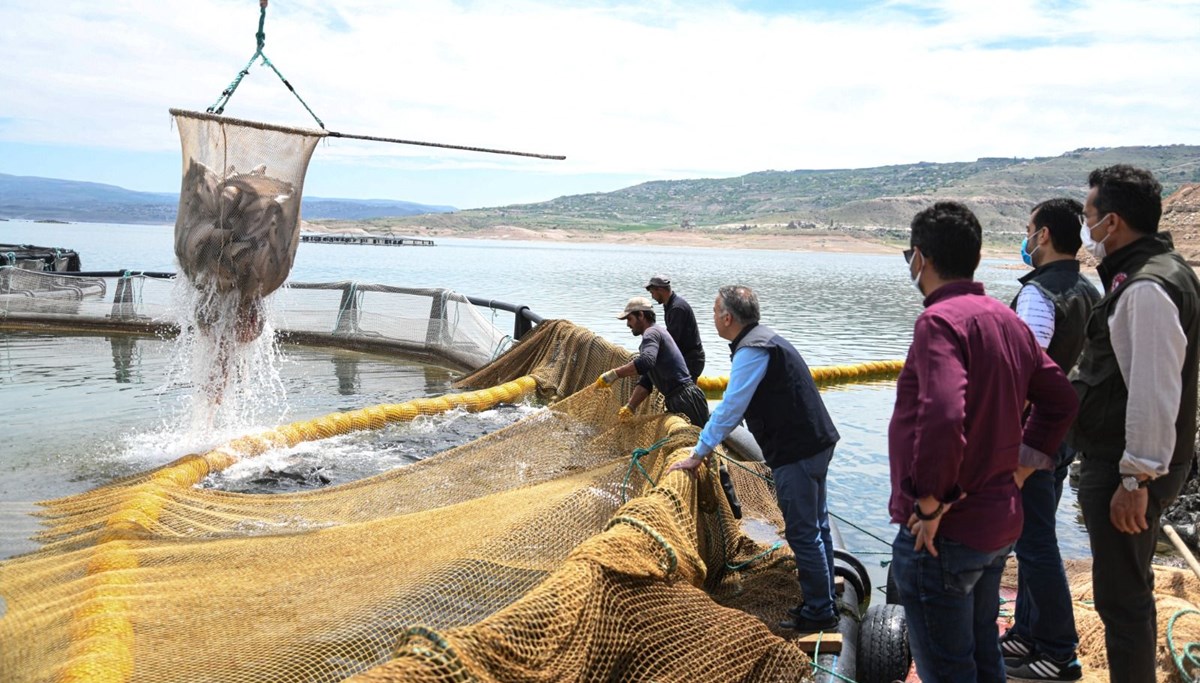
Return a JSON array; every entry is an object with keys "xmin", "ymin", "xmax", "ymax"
[{"xmin": 153, "ymin": 275, "xmax": 290, "ymax": 451}]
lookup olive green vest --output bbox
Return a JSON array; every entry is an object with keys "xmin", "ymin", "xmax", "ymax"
[{"xmin": 1069, "ymin": 233, "xmax": 1200, "ymax": 497}]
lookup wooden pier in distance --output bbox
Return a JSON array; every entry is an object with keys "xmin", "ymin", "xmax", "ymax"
[{"xmin": 300, "ymin": 234, "xmax": 435, "ymax": 247}]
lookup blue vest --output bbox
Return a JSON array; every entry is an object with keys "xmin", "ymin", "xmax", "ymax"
[{"xmin": 731, "ymin": 323, "xmax": 840, "ymax": 467}]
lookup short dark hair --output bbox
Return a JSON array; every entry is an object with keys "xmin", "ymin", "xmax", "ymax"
[
  {"xmin": 1031, "ymin": 197, "xmax": 1084, "ymax": 254},
  {"xmin": 717, "ymin": 285, "xmax": 759, "ymax": 325},
  {"xmin": 909, "ymin": 201, "xmax": 981, "ymax": 280},
  {"xmin": 634, "ymin": 309, "xmax": 657, "ymax": 324},
  {"xmin": 1088, "ymin": 165, "xmax": 1162, "ymax": 234}
]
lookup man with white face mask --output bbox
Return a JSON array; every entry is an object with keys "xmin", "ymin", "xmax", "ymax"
[
  {"xmin": 890, "ymin": 201, "xmax": 1077, "ymax": 682},
  {"xmin": 1001, "ymin": 198, "xmax": 1100, "ymax": 681},
  {"xmin": 1069, "ymin": 165, "xmax": 1200, "ymax": 683}
]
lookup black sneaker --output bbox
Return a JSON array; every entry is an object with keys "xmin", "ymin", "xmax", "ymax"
[
  {"xmin": 779, "ymin": 613, "xmax": 839, "ymax": 633},
  {"xmin": 785, "ymin": 603, "xmax": 806, "ymax": 619},
  {"xmin": 1005, "ymin": 653, "xmax": 1082, "ymax": 681},
  {"xmin": 999, "ymin": 629, "xmax": 1033, "ymax": 664}
]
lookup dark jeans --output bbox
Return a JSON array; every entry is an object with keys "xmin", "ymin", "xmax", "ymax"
[
  {"xmin": 772, "ymin": 446, "xmax": 836, "ymax": 621},
  {"xmin": 1077, "ymin": 456, "xmax": 1164, "ymax": 683},
  {"xmin": 1011, "ymin": 443, "xmax": 1078, "ymax": 660},
  {"xmin": 891, "ymin": 526, "xmax": 1011, "ymax": 683},
  {"xmin": 664, "ymin": 382, "xmax": 710, "ymax": 429}
]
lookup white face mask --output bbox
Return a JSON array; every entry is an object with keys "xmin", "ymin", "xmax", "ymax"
[
  {"xmin": 1079, "ymin": 214, "xmax": 1110, "ymax": 260},
  {"xmin": 909, "ymin": 251, "xmax": 925, "ymax": 294}
]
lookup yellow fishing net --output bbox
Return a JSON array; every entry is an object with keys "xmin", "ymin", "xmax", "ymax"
[
  {"xmin": 5, "ymin": 318, "xmax": 1196, "ymax": 682},
  {"xmin": 0, "ymin": 320, "xmax": 816, "ymax": 683}
]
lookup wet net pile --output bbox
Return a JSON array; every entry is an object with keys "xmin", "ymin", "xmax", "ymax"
[
  {"xmin": 1028, "ymin": 561, "xmax": 1200, "ymax": 683},
  {"xmin": 0, "ymin": 320, "xmax": 817, "ymax": 683}
]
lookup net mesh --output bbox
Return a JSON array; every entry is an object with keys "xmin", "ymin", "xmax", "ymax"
[
  {"xmin": 0, "ymin": 267, "xmax": 107, "ymax": 313},
  {"xmin": 171, "ymin": 109, "xmax": 325, "ymax": 341},
  {"xmin": 0, "ymin": 320, "xmax": 813, "ymax": 683},
  {"xmin": 3, "ymin": 318, "xmax": 1199, "ymax": 682},
  {"xmin": 0, "ymin": 275, "xmax": 510, "ymax": 372}
]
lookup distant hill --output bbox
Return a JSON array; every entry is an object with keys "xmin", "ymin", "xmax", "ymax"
[
  {"xmin": 0, "ymin": 173, "xmax": 455, "ymax": 224},
  {"xmin": 348, "ymin": 145, "xmax": 1200, "ymax": 236}
]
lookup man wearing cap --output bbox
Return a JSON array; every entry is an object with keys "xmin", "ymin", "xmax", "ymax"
[
  {"xmin": 595, "ymin": 296, "xmax": 710, "ymax": 430},
  {"xmin": 645, "ymin": 275, "xmax": 706, "ymax": 381}
]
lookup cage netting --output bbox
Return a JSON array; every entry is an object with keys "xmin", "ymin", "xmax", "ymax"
[{"xmin": 171, "ymin": 108, "xmax": 325, "ymax": 342}]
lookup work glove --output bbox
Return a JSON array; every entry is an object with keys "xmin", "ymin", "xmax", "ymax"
[
  {"xmin": 595, "ymin": 369, "xmax": 619, "ymax": 388},
  {"xmin": 618, "ymin": 405, "xmax": 634, "ymax": 420}
]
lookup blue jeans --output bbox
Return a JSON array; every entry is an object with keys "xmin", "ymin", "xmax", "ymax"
[
  {"xmin": 772, "ymin": 446, "xmax": 836, "ymax": 621},
  {"xmin": 1011, "ymin": 443, "xmax": 1078, "ymax": 660},
  {"xmin": 891, "ymin": 526, "xmax": 1011, "ymax": 683}
]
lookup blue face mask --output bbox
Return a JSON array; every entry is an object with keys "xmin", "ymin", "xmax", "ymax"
[{"xmin": 1020, "ymin": 230, "xmax": 1042, "ymax": 267}]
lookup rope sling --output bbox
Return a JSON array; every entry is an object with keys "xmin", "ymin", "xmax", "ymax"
[{"xmin": 206, "ymin": 0, "xmax": 565, "ymax": 161}]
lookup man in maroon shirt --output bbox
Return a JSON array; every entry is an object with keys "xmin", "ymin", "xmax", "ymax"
[{"xmin": 888, "ymin": 202, "xmax": 1078, "ymax": 683}]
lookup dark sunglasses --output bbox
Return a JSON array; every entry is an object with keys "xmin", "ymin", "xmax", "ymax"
[{"xmin": 903, "ymin": 248, "xmax": 915, "ymax": 264}]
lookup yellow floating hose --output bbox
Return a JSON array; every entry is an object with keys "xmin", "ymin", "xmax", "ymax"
[
  {"xmin": 57, "ymin": 375, "xmax": 539, "ymax": 683},
  {"xmin": 696, "ymin": 359, "xmax": 904, "ymax": 398}
]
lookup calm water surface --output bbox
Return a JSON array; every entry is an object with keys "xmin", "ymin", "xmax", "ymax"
[{"xmin": 0, "ymin": 220, "xmax": 1090, "ymax": 563}]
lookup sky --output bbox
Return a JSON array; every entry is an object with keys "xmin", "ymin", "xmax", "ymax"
[{"xmin": 1, "ymin": 0, "xmax": 1199, "ymax": 209}]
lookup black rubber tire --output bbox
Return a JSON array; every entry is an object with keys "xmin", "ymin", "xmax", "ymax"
[
  {"xmin": 857, "ymin": 603, "xmax": 911, "ymax": 683},
  {"xmin": 833, "ymin": 548, "xmax": 872, "ymax": 612}
]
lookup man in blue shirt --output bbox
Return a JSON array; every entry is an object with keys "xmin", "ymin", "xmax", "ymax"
[{"xmin": 668, "ymin": 285, "xmax": 840, "ymax": 634}]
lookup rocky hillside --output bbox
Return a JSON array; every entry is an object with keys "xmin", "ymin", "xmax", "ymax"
[
  {"xmin": 348, "ymin": 145, "xmax": 1200, "ymax": 236},
  {"xmin": 1163, "ymin": 184, "xmax": 1200, "ymax": 265}
]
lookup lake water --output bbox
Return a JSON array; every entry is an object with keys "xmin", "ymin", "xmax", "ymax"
[{"xmin": 0, "ymin": 219, "xmax": 1091, "ymax": 564}]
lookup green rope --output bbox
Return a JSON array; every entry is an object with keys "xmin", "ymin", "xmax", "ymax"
[
  {"xmin": 811, "ymin": 661, "xmax": 858, "ymax": 683},
  {"xmin": 206, "ymin": 1, "xmax": 325, "ymax": 129},
  {"xmin": 726, "ymin": 540, "xmax": 783, "ymax": 571},
  {"xmin": 605, "ymin": 515, "xmax": 679, "ymax": 576},
  {"xmin": 806, "ymin": 628, "xmax": 860, "ymax": 682},
  {"xmin": 829, "ymin": 510, "xmax": 895, "ymax": 549},
  {"xmin": 1168, "ymin": 608, "xmax": 1200, "ymax": 682},
  {"xmin": 621, "ymin": 437, "xmax": 669, "ymax": 503}
]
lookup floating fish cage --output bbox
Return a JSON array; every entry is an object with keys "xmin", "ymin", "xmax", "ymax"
[
  {"xmin": 0, "ymin": 264, "xmax": 912, "ymax": 683},
  {"xmin": 0, "ymin": 268, "xmax": 537, "ymax": 371}
]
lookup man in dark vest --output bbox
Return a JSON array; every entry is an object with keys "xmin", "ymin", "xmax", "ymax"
[
  {"xmin": 889, "ymin": 201, "xmax": 1077, "ymax": 682},
  {"xmin": 1070, "ymin": 165, "xmax": 1200, "ymax": 683},
  {"xmin": 1001, "ymin": 198, "xmax": 1100, "ymax": 681},
  {"xmin": 645, "ymin": 274, "xmax": 706, "ymax": 381},
  {"xmin": 667, "ymin": 285, "xmax": 840, "ymax": 634}
]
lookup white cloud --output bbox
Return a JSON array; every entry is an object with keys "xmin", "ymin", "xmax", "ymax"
[{"xmin": 1, "ymin": 0, "xmax": 1198, "ymax": 200}]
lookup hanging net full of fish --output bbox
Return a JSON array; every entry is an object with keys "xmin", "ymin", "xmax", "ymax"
[{"xmin": 171, "ymin": 109, "xmax": 326, "ymax": 341}]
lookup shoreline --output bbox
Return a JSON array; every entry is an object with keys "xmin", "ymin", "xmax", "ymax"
[{"xmin": 302, "ymin": 222, "xmax": 1020, "ymax": 259}]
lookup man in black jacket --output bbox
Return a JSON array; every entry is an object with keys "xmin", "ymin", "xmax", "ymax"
[
  {"xmin": 1071, "ymin": 165, "xmax": 1200, "ymax": 683},
  {"xmin": 645, "ymin": 274, "xmax": 706, "ymax": 381}
]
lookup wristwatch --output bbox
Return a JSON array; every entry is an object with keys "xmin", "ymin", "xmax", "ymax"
[
  {"xmin": 1121, "ymin": 475, "xmax": 1148, "ymax": 492},
  {"xmin": 913, "ymin": 500, "xmax": 944, "ymax": 521}
]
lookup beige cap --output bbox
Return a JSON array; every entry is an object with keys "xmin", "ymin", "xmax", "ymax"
[{"xmin": 617, "ymin": 296, "xmax": 655, "ymax": 319}]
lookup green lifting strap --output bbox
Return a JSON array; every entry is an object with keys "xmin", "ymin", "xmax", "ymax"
[{"xmin": 206, "ymin": 0, "xmax": 326, "ymax": 129}]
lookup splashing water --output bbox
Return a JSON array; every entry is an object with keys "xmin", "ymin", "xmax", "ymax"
[{"xmin": 157, "ymin": 275, "xmax": 290, "ymax": 448}]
